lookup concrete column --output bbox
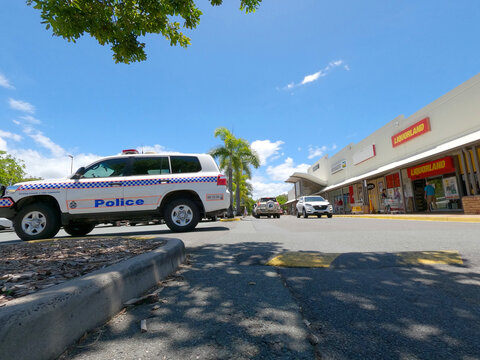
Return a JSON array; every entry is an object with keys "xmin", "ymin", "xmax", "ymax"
[
  {"xmin": 464, "ymin": 148, "xmax": 478, "ymax": 195},
  {"xmin": 459, "ymin": 150, "xmax": 471, "ymax": 196},
  {"xmin": 472, "ymin": 145, "xmax": 480, "ymax": 192}
]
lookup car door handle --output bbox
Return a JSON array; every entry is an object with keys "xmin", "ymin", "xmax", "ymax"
[
  {"xmin": 109, "ymin": 182, "xmax": 123, "ymax": 187},
  {"xmin": 158, "ymin": 179, "xmax": 169, "ymax": 184}
]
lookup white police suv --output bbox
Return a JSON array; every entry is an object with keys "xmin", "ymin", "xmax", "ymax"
[{"xmin": 0, "ymin": 150, "xmax": 229, "ymax": 241}]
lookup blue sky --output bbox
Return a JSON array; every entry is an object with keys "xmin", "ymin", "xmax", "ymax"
[{"xmin": 1, "ymin": 0, "xmax": 479, "ymax": 198}]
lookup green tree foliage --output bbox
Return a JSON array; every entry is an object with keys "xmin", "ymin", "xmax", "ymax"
[
  {"xmin": 210, "ymin": 127, "xmax": 259, "ymax": 217},
  {"xmin": 276, "ymin": 193, "xmax": 287, "ymax": 205},
  {"xmin": 27, "ymin": 0, "xmax": 263, "ymax": 64},
  {"xmin": 0, "ymin": 151, "xmax": 27, "ymax": 186}
]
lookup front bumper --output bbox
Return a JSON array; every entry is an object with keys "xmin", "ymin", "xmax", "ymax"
[
  {"xmin": 0, "ymin": 197, "xmax": 16, "ymax": 219},
  {"xmin": 304, "ymin": 205, "xmax": 333, "ymax": 215}
]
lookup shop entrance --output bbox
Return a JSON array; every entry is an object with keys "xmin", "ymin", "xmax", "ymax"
[{"xmin": 413, "ymin": 179, "xmax": 427, "ymax": 212}]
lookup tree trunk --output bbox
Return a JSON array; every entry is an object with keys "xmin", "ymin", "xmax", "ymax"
[
  {"xmin": 235, "ymin": 177, "xmax": 241, "ymax": 215},
  {"xmin": 227, "ymin": 164, "xmax": 234, "ymax": 218}
]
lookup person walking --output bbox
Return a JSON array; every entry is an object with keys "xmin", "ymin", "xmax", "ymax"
[{"xmin": 424, "ymin": 182, "xmax": 436, "ymax": 212}]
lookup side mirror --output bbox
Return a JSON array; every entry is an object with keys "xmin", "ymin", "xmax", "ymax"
[{"xmin": 71, "ymin": 167, "xmax": 85, "ymax": 180}]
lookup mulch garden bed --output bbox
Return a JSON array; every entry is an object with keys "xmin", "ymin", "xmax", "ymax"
[{"xmin": 0, "ymin": 236, "xmax": 166, "ymax": 306}]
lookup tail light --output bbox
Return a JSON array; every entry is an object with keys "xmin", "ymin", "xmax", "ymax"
[{"xmin": 217, "ymin": 174, "xmax": 227, "ymax": 186}]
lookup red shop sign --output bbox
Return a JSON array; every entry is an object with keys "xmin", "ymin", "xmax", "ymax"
[
  {"xmin": 392, "ymin": 117, "xmax": 431, "ymax": 147},
  {"xmin": 407, "ymin": 156, "xmax": 455, "ymax": 180}
]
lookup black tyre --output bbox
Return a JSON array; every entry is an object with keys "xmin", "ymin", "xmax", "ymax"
[
  {"xmin": 164, "ymin": 198, "xmax": 200, "ymax": 232},
  {"xmin": 317, "ymin": 214, "xmax": 322, "ymax": 218},
  {"xmin": 327, "ymin": 214, "xmax": 333, "ymax": 218},
  {"xmin": 303, "ymin": 208, "xmax": 308, "ymax": 218},
  {"xmin": 64, "ymin": 222, "xmax": 95, "ymax": 237},
  {"xmin": 296, "ymin": 212, "xmax": 300, "ymax": 218},
  {"xmin": 14, "ymin": 203, "xmax": 60, "ymax": 241}
]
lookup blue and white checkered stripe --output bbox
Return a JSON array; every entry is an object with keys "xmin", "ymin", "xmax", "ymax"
[
  {"xmin": 169, "ymin": 176, "xmax": 217, "ymax": 184},
  {"xmin": 0, "ymin": 198, "xmax": 14, "ymax": 207},
  {"xmin": 18, "ymin": 176, "xmax": 218, "ymax": 191}
]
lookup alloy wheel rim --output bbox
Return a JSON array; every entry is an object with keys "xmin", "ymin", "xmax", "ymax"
[
  {"xmin": 171, "ymin": 205, "xmax": 193, "ymax": 226},
  {"xmin": 21, "ymin": 211, "xmax": 47, "ymax": 235}
]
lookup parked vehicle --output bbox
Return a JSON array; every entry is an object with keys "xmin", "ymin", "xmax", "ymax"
[
  {"xmin": 0, "ymin": 150, "xmax": 229, "ymax": 240},
  {"xmin": 254, "ymin": 197, "xmax": 282, "ymax": 218},
  {"xmin": 296, "ymin": 196, "xmax": 334, "ymax": 218}
]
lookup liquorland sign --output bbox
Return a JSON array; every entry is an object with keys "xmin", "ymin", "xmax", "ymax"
[
  {"xmin": 391, "ymin": 117, "xmax": 431, "ymax": 147},
  {"xmin": 407, "ymin": 156, "xmax": 455, "ymax": 180}
]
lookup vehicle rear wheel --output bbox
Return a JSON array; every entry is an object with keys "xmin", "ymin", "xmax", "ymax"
[
  {"xmin": 164, "ymin": 198, "xmax": 200, "ymax": 232},
  {"xmin": 303, "ymin": 208, "xmax": 308, "ymax": 218},
  {"xmin": 64, "ymin": 222, "xmax": 95, "ymax": 237},
  {"xmin": 14, "ymin": 203, "xmax": 60, "ymax": 241}
]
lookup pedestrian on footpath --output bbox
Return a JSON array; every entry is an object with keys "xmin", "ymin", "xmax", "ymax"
[{"xmin": 424, "ymin": 182, "xmax": 436, "ymax": 212}]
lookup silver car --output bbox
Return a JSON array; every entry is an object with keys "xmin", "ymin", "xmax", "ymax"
[
  {"xmin": 296, "ymin": 196, "xmax": 333, "ymax": 218},
  {"xmin": 0, "ymin": 218, "xmax": 12, "ymax": 230}
]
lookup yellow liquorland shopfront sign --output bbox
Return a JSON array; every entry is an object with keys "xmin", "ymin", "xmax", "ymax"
[{"xmin": 392, "ymin": 117, "xmax": 430, "ymax": 147}]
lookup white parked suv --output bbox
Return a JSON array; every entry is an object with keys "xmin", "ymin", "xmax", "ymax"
[
  {"xmin": 296, "ymin": 196, "xmax": 333, "ymax": 218},
  {"xmin": 0, "ymin": 151, "xmax": 229, "ymax": 241}
]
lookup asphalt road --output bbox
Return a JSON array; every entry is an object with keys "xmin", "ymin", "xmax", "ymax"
[{"xmin": 5, "ymin": 216, "xmax": 480, "ymax": 359}]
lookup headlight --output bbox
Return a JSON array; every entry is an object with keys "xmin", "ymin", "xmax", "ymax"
[
  {"xmin": 328, "ymin": 204, "xmax": 333, "ymax": 210},
  {"xmin": 5, "ymin": 185, "xmax": 20, "ymax": 195}
]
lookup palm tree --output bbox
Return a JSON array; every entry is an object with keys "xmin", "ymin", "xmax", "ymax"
[{"xmin": 210, "ymin": 127, "xmax": 260, "ymax": 217}]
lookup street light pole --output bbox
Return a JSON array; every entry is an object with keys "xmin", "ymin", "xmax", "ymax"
[{"xmin": 68, "ymin": 155, "xmax": 74, "ymax": 174}]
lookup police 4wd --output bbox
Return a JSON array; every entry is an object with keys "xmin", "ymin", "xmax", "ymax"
[{"xmin": 0, "ymin": 150, "xmax": 229, "ymax": 241}]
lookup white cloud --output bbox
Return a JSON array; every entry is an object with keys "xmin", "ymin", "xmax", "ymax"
[
  {"xmin": 19, "ymin": 115, "xmax": 42, "ymax": 125},
  {"xmin": 23, "ymin": 127, "xmax": 65, "ymax": 155},
  {"xmin": 283, "ymin": 59, "xmax": 348, "ymax": 90},
  {"xmin": 137, "ymin": 144, "xmax": 171, "ymax": 154},
  {"xmin": 307, "ymin": 144, "xmax": 337, "ymax": 159},
  {"xmin": 9, "ymin": 98, "xmax": 35, "ymax": 114},
  {"xmin": 9, "ymin": 148, "xmax": 102, "ymax": 179},
  {"xmin": 266, "ymin": 157, "xmax": 310, "ymax": 182},
  {"xmin": 0, "ymin": 74, "xmax": 14, "ymax": 89},
  {"xmin": 301, "ymin": 70, "xmax": 326, "ymax": 85},
  {"xmin": 0, "ymin": 130, "xmax": 22, "ymax": 151},
  {"xmin": 251, "ymin": 139, "xmax": 284, "ymax": 165},
  {"xmin": 249, "ymin": 176, "xmax": 292, "ymax": 199}
]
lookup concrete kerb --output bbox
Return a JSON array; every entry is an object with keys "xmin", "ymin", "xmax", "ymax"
[
  {"xmin": 335, "ymin": 214, "xmax": 480, "ymax": 223},
  {"xmin": 0, "ymin": 238, "xmax": 186, "ymax": 360}
]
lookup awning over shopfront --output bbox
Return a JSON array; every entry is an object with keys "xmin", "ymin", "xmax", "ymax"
[
  {"xmin": 284, "ymin": 199, "xmax": 298, "ymax": 205},
  {"xmin": 285, "ymin": 172, "xmax": 328, "ymax": 186},
  {"xmin": 321, "ymin": 129, "xmax": 480, "ymax": 193}
]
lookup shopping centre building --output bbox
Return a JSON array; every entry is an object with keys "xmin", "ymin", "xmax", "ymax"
[{"xmin": 285, "ymin": 73, "xmax": 480, "ymax": 215}]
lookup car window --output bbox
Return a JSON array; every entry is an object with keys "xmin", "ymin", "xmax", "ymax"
[
  {"xmin": 82, "ymin": 158, "xmax": 128, "ymax": 178},
  {"xmin": 171, "ymin": 156, "xmax": 201, "ymax": 174},
  {"xmin": 305, "ymin": 196, "xmax": 325, "ymax": 202},
  {"xmin": 260, "ymin": 197, "xmax": 276, "ymax": 202},
  {"xmin": 131, "ymin": 157, "xmax": 170, "ymax": 176}
]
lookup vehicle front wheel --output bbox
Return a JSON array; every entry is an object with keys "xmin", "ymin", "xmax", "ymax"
[
  {"xmin": 317, "ymin": 214, "xmax": 322, "ymax": 218},
  {"xmin": 296, "ymin": 212, "xmax": 300, "ymax": 218},
  {"xmin": 303, "ymin": 208, "xmax": 308, "ymax": 218},
  {"xmin": 64, "ymin": 222, "xmax": 95, "ymax": 237},
  {"xmin": 14, "ymin": 203, "xmax": 60, "ymax": 241},
  {"xmin": 164, "ymin": 198, "xmax": 200, "ymax": 232},
  {"xmin": 327, "ymin": 214, "xmax": 333, "ymax": 218}
]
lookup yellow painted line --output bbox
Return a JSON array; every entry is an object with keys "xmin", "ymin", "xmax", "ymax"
[
  {"xmin": 266, "ymin": 252, "xmax": 340, "ymax": 268},
  {"xmin": 219, "ymin": 217, "xmax": 241, "ymax": 222},
  {"xmin": 397, "ymin": 250, "xmax": 463, "ymax": 265},
  {"xmin": 336, "ymin": 215, "xmax": 480, "ymax": 223}
]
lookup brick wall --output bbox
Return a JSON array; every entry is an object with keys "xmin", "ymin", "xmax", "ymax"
[{"xmin": 462, "ymin": 196, "xmax": 480, "ymax": 214}]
